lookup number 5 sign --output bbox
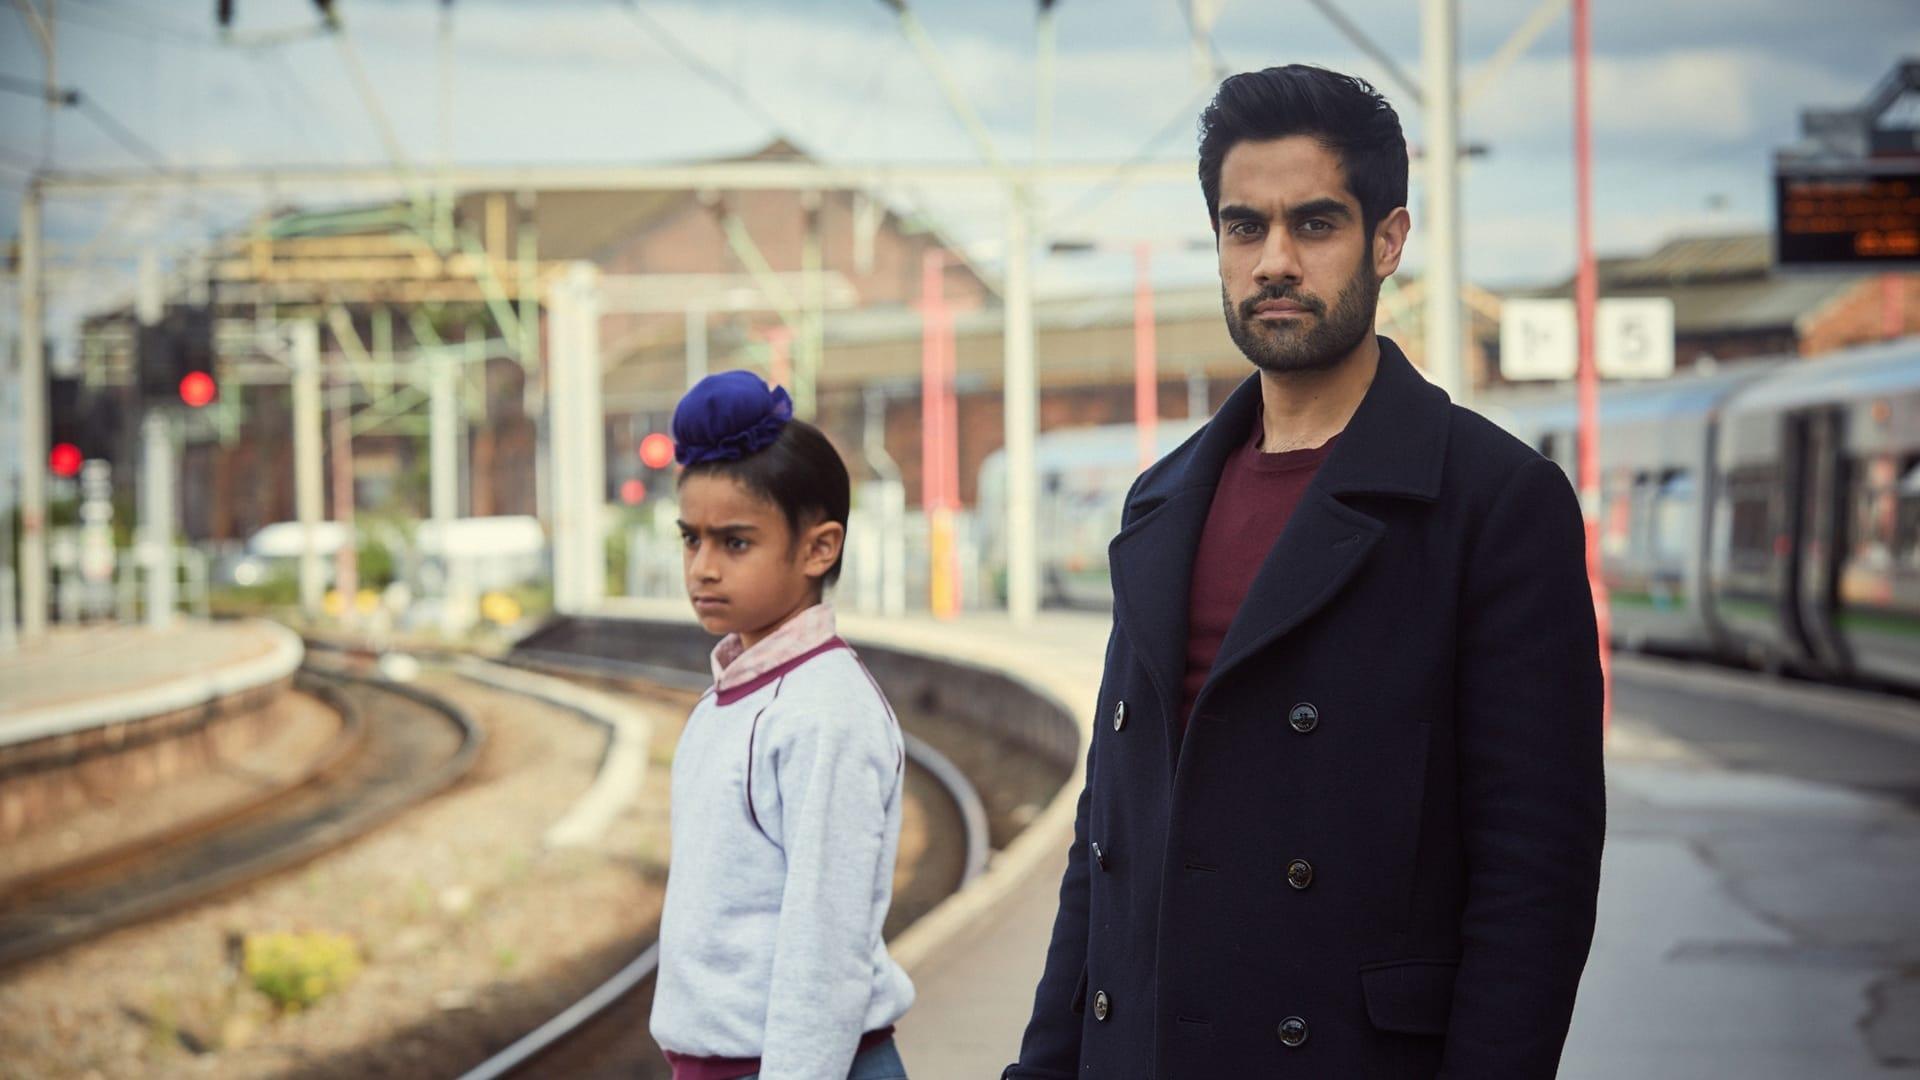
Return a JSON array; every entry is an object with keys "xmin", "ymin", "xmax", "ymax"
[
  {"xmin": 1499, "ymin": 297, "xmax": 1675, "ymax": 381},
  {"xmin": 1594, "ymin": 297, "xmax": 1675, "ymax": 379}
]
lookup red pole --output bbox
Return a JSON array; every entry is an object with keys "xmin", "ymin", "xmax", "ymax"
[
  {"xmin": 765, "ymin": 326, "xmax": 793, "ymax": 394},
  {"xmin": 920, "ymin": 251, "xmax": 944, "ymax": 512},
  {"xmin": 920, "ymin": 250, "xmax": 960, "ymax": 617},
  {"xmin": 1573, "ymin": 0, "xmax": 1612, "ymax": 731},
  {"xmin": 1134, "ymin": 243, "xmax": 1158, "ymax": 473},
  {"xmin": 940, "ymin": 298, "xmax": 959, "ymax": 511}
]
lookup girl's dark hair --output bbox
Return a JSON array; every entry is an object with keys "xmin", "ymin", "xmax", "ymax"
[
  {"xmin": 1197, "ymin": 64, "xmax": 1408, "ymax": 237},
  {"xmin": 679, "ymin": 418, "xmax": 851, "ymax": 587}
]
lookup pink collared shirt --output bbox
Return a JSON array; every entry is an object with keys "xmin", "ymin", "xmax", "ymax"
[{"xmin": 709, "ymin": 603, "xmax": 841, "ymax": 699}]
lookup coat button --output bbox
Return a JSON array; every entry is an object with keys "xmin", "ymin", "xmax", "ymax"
[
  {"xmin": 1093, "ymin": 990, "xmax": 1111, "ymax": 1022},
  {"xmin": 1091, "ymin": 841, "xmax": 1108, "ymax": 870},
  {"xmin": 1288, "ymin": 702, "xmax": 1319, "ymax": 733},
  {"xmin": 1286, "ymin": 859, "xmax": 1314, "ymax": 890},
  {"xmin": 1278, "ymin": 1015, "xmax": 1309, "ymax": 1047},
  {"xmin": 1113, "ymin": 701, "xmax": 1128, "ymax": 732}
]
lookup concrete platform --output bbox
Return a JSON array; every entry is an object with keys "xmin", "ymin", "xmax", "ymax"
[
  {"xmin": 0, "ymin": 619, "xmax": 304, "ymax": 746},
  {"xmin": 594, "ymin": 599, "xmax": 1920, "ymax": 1076}
]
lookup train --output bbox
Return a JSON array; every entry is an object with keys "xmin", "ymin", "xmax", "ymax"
[
  {"xmin": 983, "ymin": 335, "xmax": 1920, "ymax": 692},
  {"xmin": 978, "ymin": 419, "xmax": 1204, "ymax": 608}
]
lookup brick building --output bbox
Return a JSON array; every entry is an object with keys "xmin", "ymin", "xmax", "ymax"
[{"xmin": 78, "ymin": 140, "xmax": 996, "ymax": 540}]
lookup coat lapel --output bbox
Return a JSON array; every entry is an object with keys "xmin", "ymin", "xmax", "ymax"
[
  {"xmin": 1107, "ymin": 373, "xmax": 1265, "ymax": 724},
  {"xmin": 1200, "ymin": 489, "xmax": 1383, "ymax": 706},
  {"xmin": 1195, "ymin": 338, "xmax": 1453, "ymax": 712},
  {"xmin": 1107, "ymin": 336, "xmax": 1453, "ymax": 728}
]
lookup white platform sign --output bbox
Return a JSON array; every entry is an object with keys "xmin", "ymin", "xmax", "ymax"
[
  {"xmin": 1596, "ymin": 297, "xmax": 1676, "ymax": 379},
  {"xmin": 1499, "ymin": 297, "xmax": 1677, "ymax": 381},
  {"xmin": 1500, "ymin": 299, "xmax": 1578, "ymax": 380}
]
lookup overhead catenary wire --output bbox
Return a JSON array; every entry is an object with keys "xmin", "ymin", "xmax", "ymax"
[
  {"xmin": 0, "ymin": 72, "xmax": 70, "ymax": 105},
  {"xmin": 43, "ymin": 0, "xmax": 220, "ymax": 50},
  {"xmin": 611, "ymin": 0, "xmax": 980, "ymax": 270},
  {"xmin": 878, "ymin": 0, "xmax": 1011, "ymax": 177},
  {"xmin": 1044, "ymin": 80, "xmax": 1214, "ymax": 234},
  {"xmin": 248, "ymin": 53, "xmax": 320, "ymax": 162},
  {"xmin": 0, "ymin": 73, "xmax": 171, "ymax": 173},
  {"xmin": 72, "ymin": 95, "xmax": 171, "ymax": 173},
  {"xmin": 613, "ymin": 0, "xmax": 791, "ymax": 140},
  {"xmin": 1038, "ymin": 0, "xmax": 1237, "ymax": 237},
  {"xmin": 328, "ymin": 27, "xmax": 419, "ymax": 187},
  {"xmin": 823, "ymin": 35, "xmax": 906, "ymax": 152},
  {"xmin": 1172, "ymin": 0, "xmax": 1230, "ymax": 81},
  {"xmin": 1301, "ymin": 0, "xmax": 1424, "ymax": 107},
  {"xmin": 260, "ymin": 51, "xmax": 353, "ymax": 160}
]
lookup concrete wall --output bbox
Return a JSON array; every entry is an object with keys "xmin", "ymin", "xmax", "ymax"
[
  {"xmin": 0, "ymin": 677, "xmax": 295, "ymax": 843},
  {"xmin": 517, "ymin": 615, "xmax": 1081, "ymax": 773}
]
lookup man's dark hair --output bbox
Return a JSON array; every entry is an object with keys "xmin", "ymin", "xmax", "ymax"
[
  {"xmin": 679, "ymin": 419, "xmax": 851, "ymax": 587},
  {"xmin": 1198, "ymin": 64, "xmax": 1408, "ymax": 236}
]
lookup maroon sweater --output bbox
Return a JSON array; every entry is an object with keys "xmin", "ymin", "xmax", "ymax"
[{"xmin": 1178, "ymin": 424, "xmax": 1340, "ymax": 730}]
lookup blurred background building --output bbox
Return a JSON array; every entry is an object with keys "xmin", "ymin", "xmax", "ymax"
[{"xmin": 2, "ymin": 2, "xmax": 1916, "ymax": 632}]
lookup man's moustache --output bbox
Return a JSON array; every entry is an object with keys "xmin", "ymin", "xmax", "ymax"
[{"xmin": 1240, "ymin": 287, "xmax": 1324, "ymax": 319}]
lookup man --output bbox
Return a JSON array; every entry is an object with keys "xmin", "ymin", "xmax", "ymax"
[{"xmin": 1003, "ymin": 65, "xmax": 1605, "ymax": 1079}]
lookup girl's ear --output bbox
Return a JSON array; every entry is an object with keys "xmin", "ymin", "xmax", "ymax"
[{"xmin": 799, "ymin": 520, "xmax": 845, "ymax": 581}]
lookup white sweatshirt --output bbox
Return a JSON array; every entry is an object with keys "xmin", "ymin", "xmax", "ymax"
[{"xmin": 648, "ymin": 605, "xmax": 915, "ymax": 1079}]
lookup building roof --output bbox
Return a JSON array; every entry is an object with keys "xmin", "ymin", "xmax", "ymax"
[
  {"xmin": 1506, "ymin": 231, "xmax": 1873, "ymax": 336},
  {"xmin": 457, "ymin": 188, "xmax": 687, "ymax": 263},
  {"xmin": 1599, "ymin": 232, "xmax": 1772, "ymax": 286},
  {"xmin": 453, "ymin": 138, "xmax": 816, "ymax": 262}
]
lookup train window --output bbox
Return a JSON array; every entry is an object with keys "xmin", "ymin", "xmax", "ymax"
[
  {"xmin": 1602, "ymin": 469, "xmax": 1636, "ymax": 557},
  {"xmin": 1896, "ymin": 458, "xmax": 1920, "ymax": 573},
  {"xmin": 1726, "ymin": 465, "xmax": 1779, "ymax": 571},
  {"xmin": 1635, "ymin": 472, "xmax": 1665, "ymax": 560},
  {"xmin": 1653, "ymin": 470, "xmax": 1695, "ymax": 565},
  {"xmin": 1850, "ymin": 455, "xmax": 1898, "ymax": 568}
]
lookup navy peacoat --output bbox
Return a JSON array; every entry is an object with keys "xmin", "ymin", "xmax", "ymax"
[{"xmin": 1005, "ymin": 338, "xmax": 1606, "ymax": 1079}]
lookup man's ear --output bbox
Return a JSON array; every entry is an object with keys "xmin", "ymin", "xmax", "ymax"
[
  {"xmin": 799, "ymin": 520, "xmax": 845, "ymax": 581},
  {"xmin": 1373, "ymin": 206, "xmax": 1412, "ymax": 279}
]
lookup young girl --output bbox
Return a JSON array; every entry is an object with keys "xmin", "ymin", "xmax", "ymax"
[{"xmin": 649, "ymin": 370, "xmax": 914, "ymax": 1080}]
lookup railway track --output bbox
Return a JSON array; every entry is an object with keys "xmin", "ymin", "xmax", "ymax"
[
  {"xmin": 0, "ymin": 665, "xmax": 483, "ymax": 971},
  {"xmin": 457, "ymin": 647, "xmax": 992, "ymax": 1080}
]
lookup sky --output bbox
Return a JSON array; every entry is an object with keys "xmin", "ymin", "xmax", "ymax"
[{"xmin": 3, "ymin": 0, "xmax": 1918, "ymax": 353}]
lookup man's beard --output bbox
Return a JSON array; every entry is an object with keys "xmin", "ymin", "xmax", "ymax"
[{"xmin": 1222, "ymin": 263, "xmax": 1379, "ymax": 374}]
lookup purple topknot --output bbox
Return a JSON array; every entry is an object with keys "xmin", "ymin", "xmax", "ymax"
[{"xmin": 671, "ymin": 370, "xmax": 794, "ymax": 466}]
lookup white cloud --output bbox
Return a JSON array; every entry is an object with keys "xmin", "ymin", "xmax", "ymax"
[
  {"xmin": 1465, "ymin": 46, "xmax": 1858, "ymax": 145},
  {"xmin": 4, "ymin": 0, "xmax": 1914, "ymax": 337}
]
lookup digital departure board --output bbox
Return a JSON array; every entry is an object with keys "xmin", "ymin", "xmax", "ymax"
[{"xmin": 1775, "ymin": 168, "xmax": 1920, "ymax": 268}]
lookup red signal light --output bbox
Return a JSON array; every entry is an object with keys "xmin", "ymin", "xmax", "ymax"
[
  {"xmin": 49, "ymin": 442, "xmax": 83, "ymax": 478},
  {"xmin": 639, "ymin": 433, "xmax": 676, "ymax": 470},
  {"xmin": 620, "ymin": 479, "xmax": 647, "ymax": 505},
  {"xmin": 179, "ymin": 370, "xmax": 216, "ymax": 408}
]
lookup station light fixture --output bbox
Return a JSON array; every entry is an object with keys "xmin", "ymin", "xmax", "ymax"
[
  {"xmin": 47, "ymin": 372, "xmax": 113, "ymax": 477},
  {"xmin": 179, "ymin": 369, "xmax": 217, "ymax": 408},
  {"xmin": 140, "ymin": 305, "xmax": 215, "ymax": 406},
  {"xmin": 49, "ymin": 442, "xmax": 83, "ymax": 479},
  {"xmin": 639, "ymin": 432, "xmax": 676, "ymax": 471}
]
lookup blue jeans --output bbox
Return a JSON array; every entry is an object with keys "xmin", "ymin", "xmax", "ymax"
[{"xmin": 741, "ymin": 1038, "xmax": 908, "ymax": 1080}]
